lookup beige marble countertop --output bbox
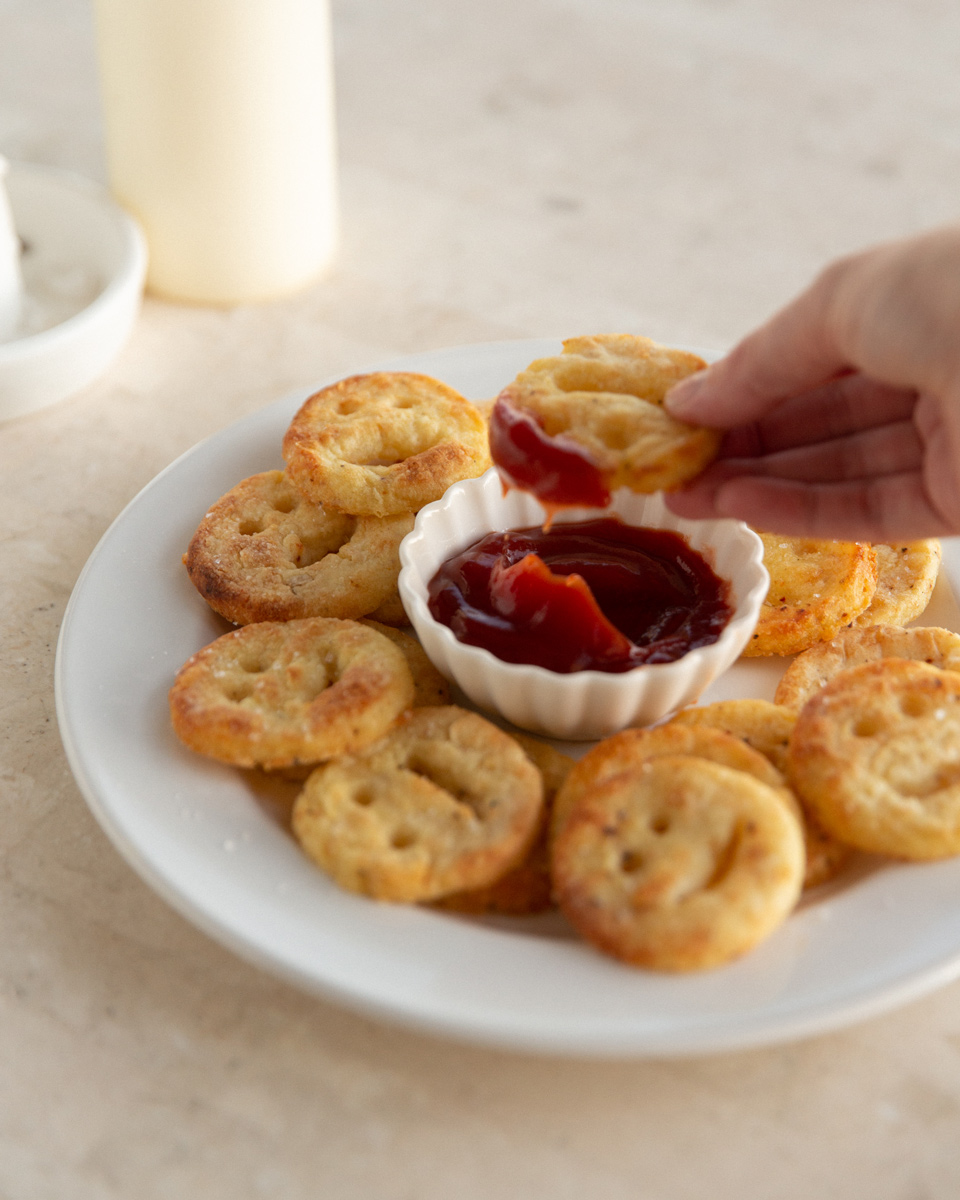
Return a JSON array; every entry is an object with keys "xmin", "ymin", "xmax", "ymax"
[{"xmin": 4, "ymin": 0, "xmax": 960, "ymax": 1195}]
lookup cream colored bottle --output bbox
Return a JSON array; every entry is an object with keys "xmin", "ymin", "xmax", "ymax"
[{"xmin": 93, "ymin": 0, "xmax": 338, "ymax": 305}]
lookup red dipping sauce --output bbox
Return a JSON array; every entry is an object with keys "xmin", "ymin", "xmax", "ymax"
[
  {"xmin": 488, "ymin": 396, "xmax": 611, "ymax": 511},
  {"xmin": 427, "ymin": 518, "xmax": 732, "ymax": 674}
]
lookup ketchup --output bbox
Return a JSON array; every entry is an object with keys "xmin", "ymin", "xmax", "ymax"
[
  {"xmin": 488, "ymin": 396, "xmax": 611, "ymax": 510},
  {"xmin": 427, "ymin": 519, "xmax": 732, "ymax": 674}
]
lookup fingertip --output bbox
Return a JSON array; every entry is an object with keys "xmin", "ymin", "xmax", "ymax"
[
  {"xmin": 663, "ymin": 484, "xmax": 719, "ymax": 521},
  {"xmin": 664, "ymin": 371, "xmax": 709, "ymax": 420}
]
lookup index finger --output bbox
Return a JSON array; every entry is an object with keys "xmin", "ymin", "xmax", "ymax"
[{"xmin": 719, "ymin": 373, "xmax": 917, "ymax": 458}]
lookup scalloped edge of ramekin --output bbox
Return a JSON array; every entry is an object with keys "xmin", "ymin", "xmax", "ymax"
[{"xmin": 398, "ymin": 469, "xmax": 767, "ymax": 740}]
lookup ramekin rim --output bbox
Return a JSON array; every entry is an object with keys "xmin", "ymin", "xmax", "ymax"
[{"xmin": 398, "ymin": 472, "xmax": 768, "ymax": 688}]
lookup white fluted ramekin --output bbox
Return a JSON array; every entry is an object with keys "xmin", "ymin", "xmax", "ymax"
[{"xmin": 398, "ymin": 469, "xmax": 767, "ymax": 740}]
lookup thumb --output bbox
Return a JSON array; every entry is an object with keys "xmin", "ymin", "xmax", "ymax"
[{"xmin": 665, "ymin": 270, "xmax": 850, "ymax": 427}]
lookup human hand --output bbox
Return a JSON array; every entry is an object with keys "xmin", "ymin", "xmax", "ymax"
[{"xmin": 664, "ymin": 226, "xmax": 960, "ymax": 541}]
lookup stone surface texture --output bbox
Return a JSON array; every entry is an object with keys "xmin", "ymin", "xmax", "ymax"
[{"xmin": 3, "ymin": 0, "xmax": 960, "ymax": 1196}]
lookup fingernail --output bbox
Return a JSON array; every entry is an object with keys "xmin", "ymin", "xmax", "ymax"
[{"xmin": 665, "ymin": 371, "xmax": 709, "ymax": 418}]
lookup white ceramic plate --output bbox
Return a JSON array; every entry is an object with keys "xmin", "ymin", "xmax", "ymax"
[{"xmin": 55, "ymin": 338, "xmax": 960, "ymax": 1057}]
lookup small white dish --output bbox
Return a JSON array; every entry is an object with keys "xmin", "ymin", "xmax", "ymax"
[
  {"xmin": 0, "ymin": 161, "xmax": 147, "ymax": 421},
  {"xmin": 398, "ymin": 469, "xmax": 768, "ymax": 739}
]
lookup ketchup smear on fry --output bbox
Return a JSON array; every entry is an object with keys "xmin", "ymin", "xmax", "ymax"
[
  {"xmin": 488, "ymin": 396, "xmax": 611, "ymax": 511},
  {"xmin": 427, "ymin": 519, "xmax": 732, "ymax": 674}
]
